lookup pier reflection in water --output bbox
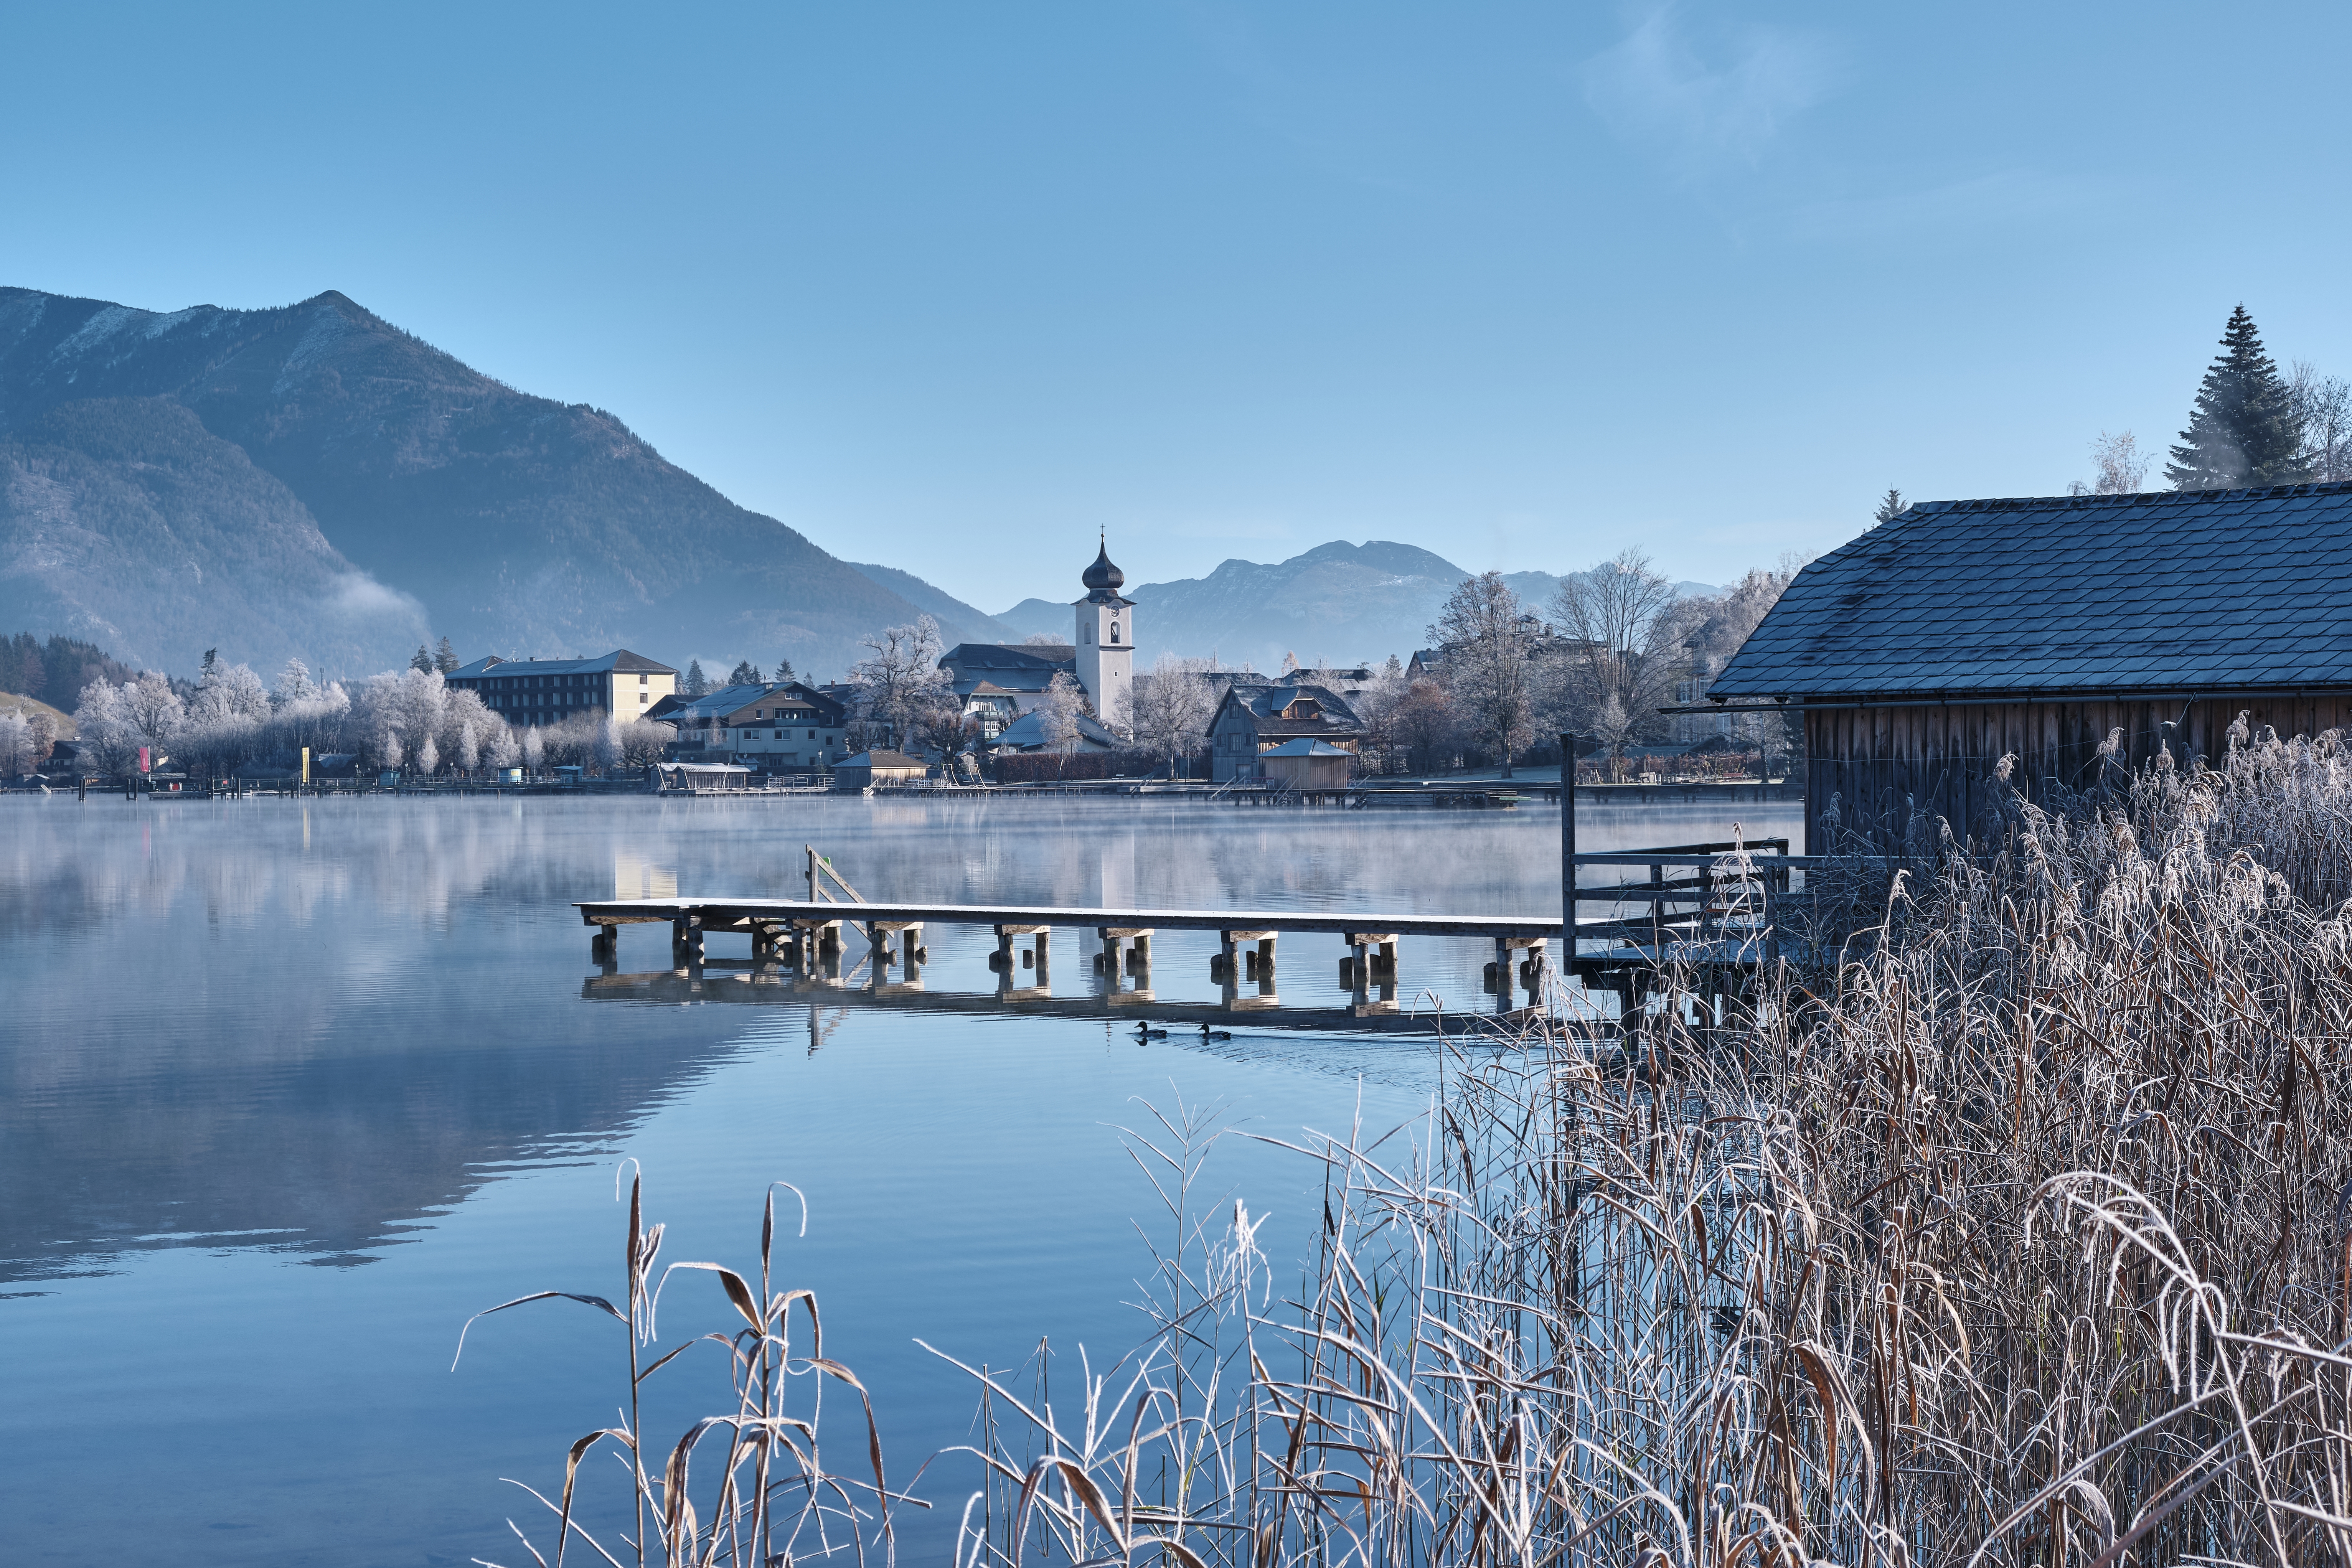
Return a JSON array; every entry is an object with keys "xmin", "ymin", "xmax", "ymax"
[{"xmin": 0, "ymin": 791, "xmax": 1793, "ymax": 1567}]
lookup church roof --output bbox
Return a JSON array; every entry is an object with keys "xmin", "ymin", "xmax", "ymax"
[{"xmin": 1080, "ymin": 541, "xmax": 1135, "ymax": 606}]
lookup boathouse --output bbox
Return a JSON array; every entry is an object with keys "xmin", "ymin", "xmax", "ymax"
[{"xmin": 1704, "ymin": 482, "xmax": 2352, "ymax": 852}]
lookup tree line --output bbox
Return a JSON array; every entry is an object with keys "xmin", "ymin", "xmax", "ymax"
[{"xmin": 62, "ymin": 652, "xmax": 675, "ymax": 784}]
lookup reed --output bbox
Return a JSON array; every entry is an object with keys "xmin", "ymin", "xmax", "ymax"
[
  {"xmin": 938, "ymin": 730, "xmax": 2352, "ymax": 1566},
  {"xmin": 456, "ymin": 1165, "xmax": 905, "ymax": 1568}
]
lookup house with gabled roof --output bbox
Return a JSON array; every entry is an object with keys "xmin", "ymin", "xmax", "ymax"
[
  {"xmin": 1704, "ymin": 482, "xmax": 2352, "ymax": 853},
  {"xmin": 1207, "ymin": 683, "xmax": 1365, "ymax": 783},
  {"xmin": 646, "ymin": 681, "xmax": 848, "ymax": 770}
]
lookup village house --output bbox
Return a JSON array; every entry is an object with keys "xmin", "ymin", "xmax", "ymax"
[
  {"xmin": 1207, "ymin": 683, "xmax": 1366, "ymax": 783},
  {"xmin": 445, "ymin": 650, "xmax": 676, "ymax": 725},
  {"xmin": 1705, "ymin": 483, "xmax": 2352, "ymax": 854},
  {"xmin": 936, "ymin": 645, "xmax": 1075, "ymax": 731},
  {"xmin": 647, "ymin": 681, "xmax": 848, "ymax": 770}
]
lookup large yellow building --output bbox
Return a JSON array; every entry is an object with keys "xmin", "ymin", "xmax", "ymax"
[{"xmin": 444, "ymin": 650, "xmax": 677, "ymax": 726}]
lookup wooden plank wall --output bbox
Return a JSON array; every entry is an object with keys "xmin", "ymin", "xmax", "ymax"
[{"xmin": 1803, "ymin": 694, "xmax": 2352, "ymax": 853}]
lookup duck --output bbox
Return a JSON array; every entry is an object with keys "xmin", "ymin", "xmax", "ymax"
[
  {"xmin": 1132, "ymin": 1023, "xmax": 1169, "ymax": 1040},
  {"xmin": 1198, "ymin": 1024, "xmax": 1232, "ymax": 1042}
]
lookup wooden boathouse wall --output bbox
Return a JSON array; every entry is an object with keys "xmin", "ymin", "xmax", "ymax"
[{"xmin": 1803, "ymin": 693, "xmax": 2352, "ymax": 853}]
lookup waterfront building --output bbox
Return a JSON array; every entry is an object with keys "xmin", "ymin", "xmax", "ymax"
[
  {"xmin": 1705, "ymin": 483, "xmax": 2352, "ymax": 853},
  {"xmin": 648, "ymin": 681, "xmax": 848, "ymax": 769},
  {"xmin": 832, "ymin": 750, "xmax": 929, "ymax": 790},
  {"xmin": 446, "ymin": 650, "xmax": 676, "ymax": 726},
  {"xmin": 1206, "ymin": 683, "xmax": 1366, "ymax": 783}
]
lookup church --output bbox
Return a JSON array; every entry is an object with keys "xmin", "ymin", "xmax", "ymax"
[{"xmin": 937, "ymin": 542, "xmax": 1136, "ymax": 742}]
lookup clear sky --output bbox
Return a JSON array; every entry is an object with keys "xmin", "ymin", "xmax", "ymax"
[{"xmin": 5, "ymin": 2, "xmax": 2347, "ymax": 612}]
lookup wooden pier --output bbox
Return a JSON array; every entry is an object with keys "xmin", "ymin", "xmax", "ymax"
[
  {"xmin": 572, "ymin": 894, "xmax": 1562, "ymax": 1016},
  {"xmin": 568, "ymin": 747, "xmax": 1831, "ymax": 1028}
]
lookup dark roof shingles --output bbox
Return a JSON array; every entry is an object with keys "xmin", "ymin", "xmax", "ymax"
[{"xmin": 1712, "ymin": 484, "xmax": 2352, "ymax": 700}]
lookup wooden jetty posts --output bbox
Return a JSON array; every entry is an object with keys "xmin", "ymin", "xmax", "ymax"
[
  {"xmin": 576, "ymin": 760, "xmax": 1829, "ymax": 1026},
  {"xmin": 574, "ymin": 893, "xmax": 1563, "ymax": 1016}
]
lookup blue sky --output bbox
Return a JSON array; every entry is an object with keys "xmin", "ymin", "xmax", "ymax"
[{"xmin": 5, "ymin": 2, "xmax": 2347, "ymax": 611}]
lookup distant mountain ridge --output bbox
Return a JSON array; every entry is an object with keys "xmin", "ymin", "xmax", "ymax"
[
  {"xmin": 0, "ymin": 286, "xmax": 987, "ymax": 678},
  {"xmin": 995, "ymin": 539, "xmax": 1715, "ymax": 670}
]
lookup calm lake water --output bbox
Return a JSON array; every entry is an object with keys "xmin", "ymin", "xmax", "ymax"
[{"xmin": 0, "ymin": 791, "xmax": 1794, "ymax": 1566}]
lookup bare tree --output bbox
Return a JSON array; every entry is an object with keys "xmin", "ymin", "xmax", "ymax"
[
  {"xmin": 1127, "ymin": 654, "xmax": 1217, "ymax": 776},
  {"xmin": 2291, "ymin": 362, "xmax": 2352, "ymax": 483},
  {"xmin": 1349, "ymin": 655, "xmax": 1410, "ymax": 773},
  {"xmin": 1387, "ymin": 681, "xmax": 1458, "ymax": 773},
  {"xmin": 1548, "ymin": 549, "xmax": 1692, "ymax": 745},
  {"xmin": 1430, "ymin": 572, "xmax": 1535, "ymax": 772},
  {"xmin": 1022, "ymin": 632, "xmax": 1069, "ymax": 647},
  {"xmin": 849, "ymin": 616, "xmax": 953, "ymax": 751},
  {"xmin": 2070, "ymin": 430, "xmax": 2153, "ymax": 495}
]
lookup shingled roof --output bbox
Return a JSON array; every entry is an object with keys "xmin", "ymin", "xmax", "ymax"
[{"xmin": 1710, "ymin": 483, "xmax": 2352, "ymax": 702}]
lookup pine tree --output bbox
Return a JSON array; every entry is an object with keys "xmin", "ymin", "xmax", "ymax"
[
  {"xmin": 683, "ymin": 660, "xmax": 708, "ymax": 697},
  {"xmin": 773, "ymin": 658, "xmax": 795, "ymax": 684},
  {"xmin": 434, "ymin": 636, "xmax": 459, "ymax": 673},
  {"xmin": 728, "ymin": 660, "xmax": 761, "ymax": 686},
  {"xmin": 2167, "ymin": 305, "xmax": 2310, "ymax": 490},
  {"xmin": 1872, "ymin": 489, "xmax": 1908, "ymax": 526},
  {"xmin": 410, "ymin": 645, "xmax": 435, "ymax": 674}
]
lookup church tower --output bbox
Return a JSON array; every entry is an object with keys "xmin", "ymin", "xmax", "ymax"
[{"xmin": 1073, "ymin": 538, "xmax": 1135, "ymax": 721}]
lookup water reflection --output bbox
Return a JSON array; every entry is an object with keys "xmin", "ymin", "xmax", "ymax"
[
  {"xmin": 0, "ymin": 793, "xmax": 1795, "ymax": 1283},
  {"xmin": 0, "ymin": 791, "xmax": 1796, "ymax": 1566}
]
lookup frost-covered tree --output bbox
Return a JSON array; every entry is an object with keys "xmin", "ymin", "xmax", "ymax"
[
  {"xmin": 1431, "ymin": 572, "xmax": 1535, "ymax": 772},
  {"xmin": 490, "ymin": 727, "xmax": 522, "ymax": 770},
  {"xmin": 593, "ymin": 718, "xmax": 623, "ymax": 774},
  {"xmin": 416, "ymin": 735, "xmax": 440, "ymax": 776},
  {"xmin": 1036, "ymin": 672, "xmax": 1086, "ymax": 756},
  {"xmin": 521, "ymin": 726, "xmax": 544, "ymax": 772},
  {"xmin": 1126, "ymin": 655, "xmax": 1216, "ymax": 774},
  {"xmin": 433, "ymin": 636, "xmax": 460, "ymax": 674},
  {"xmin": 456, "ymin": 722, "xmax": 480, "ymax": 773},
  {"xmin": 0, "ymin": 713, "xmax": 34, "ymax": 777},
  {"xmin": 273, "ymin": 658, "xmax": 316, "ymax": 707},
  {"xmin": 849, "ymin": 617, "xmax": 953, "ymax": 750}
]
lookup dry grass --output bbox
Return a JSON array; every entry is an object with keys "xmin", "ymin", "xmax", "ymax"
[
  {"xmin": 937, "ymin": 730, "xmax": 2352, "ymax": 1566},
  {"xmin": 456, "ymin": 1166, "xmax": 907, "ymax": 1568}
]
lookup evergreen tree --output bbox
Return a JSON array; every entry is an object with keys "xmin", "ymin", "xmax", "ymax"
[
  {"xmin": 1872, "ymin": 489, "xmax": 1908, "ymax": 526},
  {"xmin": 683, "ymin": 660, "xmax": 708, "ymax": 697},
  {"xmin": 433, "ymin": 636, "xmax": 459, "ymax": 673},
  {"xmin": 727, "ymin": 660, "xmax": 761, "ymax": 686},
  {"xmin": 772, "ymin": 658, "xmax": 795, "ymax": 684},
  {"xmin": 2167, "ymin": 305, "xmax": 2310, "ymax": 490},
  {"xmin": 410, "ymin": 645, "xmax": 435, "ymax": 674}
]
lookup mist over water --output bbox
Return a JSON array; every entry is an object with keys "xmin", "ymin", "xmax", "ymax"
[{"xmin": 0, "ymin": 791, "xmax": 1793, "ymax": 1566}]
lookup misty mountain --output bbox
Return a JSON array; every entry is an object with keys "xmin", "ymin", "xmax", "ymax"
[
  {"xmin": 995, "ymin": 539, "xmax": 1717, "ymax": 671},
  {"xmin": 0, "ymin": 287, "xmax": 951, "ymax": 679},
  {"xmin": 0, "ymin": 396, "xmax": 430, "ymax": 678}
]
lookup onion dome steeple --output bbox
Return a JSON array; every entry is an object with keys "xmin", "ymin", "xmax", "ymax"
[{"xmin": 1081, "ymin": 536, "xmax": 1127, "ymax": 602}]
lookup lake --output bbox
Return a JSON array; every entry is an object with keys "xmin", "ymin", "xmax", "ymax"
[{"xmin": 0, "ymin": 790, "xmax": 1795, "ymax": 1566}]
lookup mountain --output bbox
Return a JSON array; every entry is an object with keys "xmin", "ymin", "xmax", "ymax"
[
  {"xmin": 0, "ymin": 396, "xmax": 429, "ymax": 678},
  {"xmin": 993, "ymin": 541, "xmax": 1722, "ymax": 672},
  {"xmin": 844, "ymin": 561, "xmax": 1013, "ymax": 646},
  {"xmin": 0, "ymin": 287, "xmax": 946, "ymax": 679}
]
